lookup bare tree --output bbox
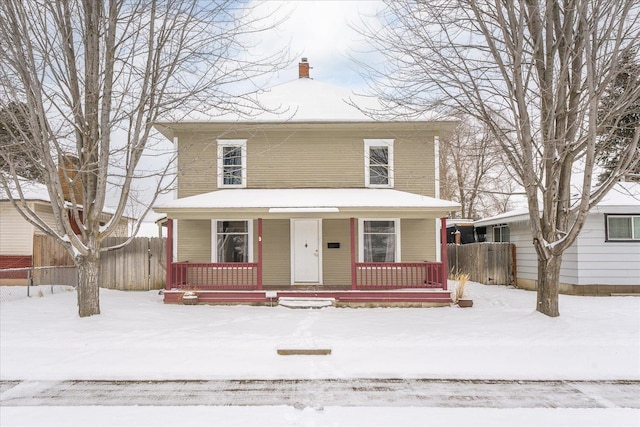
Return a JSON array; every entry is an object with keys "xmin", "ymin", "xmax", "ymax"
[
  {"xmin": 440, "ymin": 114, "xmax": 516, "ymax": 219},
  {"xmin": 356, "ymin": 0, "xmax": 640, "ymax": 316},
  {"xmin": 0, "ymin": 0, "xmax": 287, "ymax": 317}
]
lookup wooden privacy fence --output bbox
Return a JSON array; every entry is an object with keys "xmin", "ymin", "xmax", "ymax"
[
  {"xmin": 447, "ymin": 242, "xmax": 516, "ymax": 286},
  {"xmin": 32, "ymin": 235, "xmax": 166, "ymax": 290}
]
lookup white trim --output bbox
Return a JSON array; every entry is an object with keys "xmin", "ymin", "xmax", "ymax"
[
  {"xmin": 172, "ymin": 220, "xmax": 178, "ymax": 262},
  {"xmin": 290, "ymin": 218, "xmax": 323, "ymax": 284},
  {"xmin": 364, "ymin": 139, "xmax": 394, "ymax": 188},
  {"xmin": 217, "ymin": 139, "xmax": 247, "ymax": 188},
  {"xmin": 269, "ymin": 207, "xmax": 339, "ymax": 213},
  {"xmin": 357, "ymin": 218, "xmax": 401, "ymax": 262},
  {"xmin": 210, "ymin": 219, "xmax": 254, "ymax": 262},
  {"xmin": 435, "ymin": 218, "xmax": 441, "ymax": 262},
  {"xmin": 434, "ymin": 135, "xmax": 440, "ymax": 199},
  {"xmin": 172, "ymin": 136, "xmax": 179, "ymax": 200}
]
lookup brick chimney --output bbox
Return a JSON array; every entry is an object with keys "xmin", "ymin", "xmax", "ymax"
[{"xmin": 298, "ymin": 58, "xmax": 310, "ymax": 79}]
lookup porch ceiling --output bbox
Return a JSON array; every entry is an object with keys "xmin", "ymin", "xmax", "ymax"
[{"xmin": 154, "ymin": 188, "xmax": 460, "ymax": 219}]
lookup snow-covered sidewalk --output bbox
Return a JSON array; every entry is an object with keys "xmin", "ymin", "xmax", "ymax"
[{"xmin": 2, "ymin": 378, "xmax": 639, "ymax": 409}]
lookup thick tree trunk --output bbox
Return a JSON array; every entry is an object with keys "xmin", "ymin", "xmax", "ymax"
[
  {"xmin": 536, "ymin": 254, "xmax": 562, "ymax": 317},
  {"xmin": 77, "ymin": 254, "xmax": 101, "ymax": 317}
]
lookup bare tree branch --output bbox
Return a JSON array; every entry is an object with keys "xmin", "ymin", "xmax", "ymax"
[{"xmin": 0, "ymin": 0, "xmax": 289, "ymax": 317}]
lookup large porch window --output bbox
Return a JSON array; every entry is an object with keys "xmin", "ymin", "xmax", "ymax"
[
  {"xmin": 358, "ymin": 219, "xmax": 400, "ymax": 262},
  {"xmin": 212, "ymin": 220, "xmax": 253, "ymax": 262}
]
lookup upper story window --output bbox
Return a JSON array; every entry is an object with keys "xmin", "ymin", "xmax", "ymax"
[
  {"xmin": 606, "ymin": 215, "xmax": 640, "ymax": 241},
  {"xmin": 358, "ymin": 219, "xmax": 400, "ymax": 262},
  {"xmin": 217, "ymin": 139, "xmax": 247, "ymax": 188},
  {"xmin": 493, "ymin": 224, "xmax": 510, "ymax": 242},
  {"xmin": 212, "ymin": 220, "xmax": 253, "ymax": 262},
  {"xmin": 364, "ymin": 139, "xmax": 394, "ymax": 188}
]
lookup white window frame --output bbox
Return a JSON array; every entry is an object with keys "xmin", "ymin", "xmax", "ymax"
[
  {"xmin": 606, "ymin": 214, "xmax": 640, "ymax": 241},
  {"xmin": 211, "ymin": 219, "xmax": 253, "ymax": 263},
  {"xmin": 358, "ymin": 218, "xmax": 401, "ymax": 262},
  {"xmin": 364, "ymin": 139, "xmax": 394, "ymax": 188},
  {"xmin": 217, "ymin": 139, "xmax": 247, "ymax": 188}
]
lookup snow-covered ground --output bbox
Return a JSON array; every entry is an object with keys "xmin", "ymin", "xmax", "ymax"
[{"xmin": 1, "ymin": 282, "xmax": 639, "ymax": 426}]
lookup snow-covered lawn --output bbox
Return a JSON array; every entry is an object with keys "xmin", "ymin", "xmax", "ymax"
[{"xmin": 1, "ymin": 282, "xmax": 639, "ymax": 426}]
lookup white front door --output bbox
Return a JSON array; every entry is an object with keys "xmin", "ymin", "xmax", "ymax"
[{"xmin": 291, "ymin": 219, "xmax": 321, "ymax": 283}]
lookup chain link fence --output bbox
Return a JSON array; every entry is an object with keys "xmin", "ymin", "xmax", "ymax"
[{"xmin": 0, "ymin": 266, "xmax": 77, "ymax": 303}]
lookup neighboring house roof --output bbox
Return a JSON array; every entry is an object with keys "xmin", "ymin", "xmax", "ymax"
[
  {"xmin": 593, "ymin": 181, "xmax": 640, "ymax": 208},
  {"xmin": 1, "ymin": 177, "xmax": 133, "ymax": 219},
  {"xmin": 474, "ymin": 208, "xmax": 529, "ymax": 227},
  {"xmin": 475, "ymin": 182, "xmax": 640, "ymax": 227},
  {"xmin": 1, "ymin": 178, "xmax": 50, "ymax": 203},
  {"xmin": 153, "ymin": 188, "xmax": 460, "ymax": 214}
]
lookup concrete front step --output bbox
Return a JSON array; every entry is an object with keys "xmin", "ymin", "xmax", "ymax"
[{"xmin": 278, "ymin": 297, "xmax": 336, "ymax": 308}]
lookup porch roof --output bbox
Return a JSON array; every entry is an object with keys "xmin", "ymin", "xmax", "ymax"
[{"xmin": 154, "ymin": 188, "xmax": 460, "ymax": 218}]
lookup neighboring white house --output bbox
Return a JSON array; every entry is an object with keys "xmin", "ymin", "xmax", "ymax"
[
  {"xmin": 1, "ymin": 179, "xmax": 131, "ymax": 283},
  {"xmin": 474, "ymin": 182, "xmax": 640, "ymax": 295}
]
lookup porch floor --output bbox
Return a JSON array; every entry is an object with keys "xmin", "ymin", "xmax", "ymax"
[{"xmin": 163, "ymin": 287, "xmax": 452, "ymax": 307}]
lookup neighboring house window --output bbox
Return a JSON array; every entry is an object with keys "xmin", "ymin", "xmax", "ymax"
[
  {"xmin": 212, "ymin": 220, "xmax": 252, "ymax": 262},
  {"xmin": 359, "ymin": 219, "xmax": 400, "ymax": 262},
  {"xmin": 606, "ymin": 215, "xmax": 640, "ymax": 241},
  {"xmin": 364, "ymin": 139, "xmax": 394, "ymax": 188},
  {"xmin": 493, "ymin": 224, "xmax": 510, "ymax": 242},
  {"xmin": 217, "ymin": 139, "xmax": 247, "ymax": 188}
]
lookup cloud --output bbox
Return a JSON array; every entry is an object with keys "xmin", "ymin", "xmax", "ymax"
[{"xmin": 248, "ymin": 1, "xmax": 385, "ymax": 88}]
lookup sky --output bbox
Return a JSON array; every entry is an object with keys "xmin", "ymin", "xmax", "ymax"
[{"xmin": 248, "ymin": 1, "xmax": 385, "ymax": 89}]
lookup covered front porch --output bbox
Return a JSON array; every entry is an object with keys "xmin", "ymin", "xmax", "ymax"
[
  {"xmin": 156, "ymin": 188, "xmax": 459, "ymax": 306},
  {"xmin": 162, "ymin": 217, "xmax": 451, "ymax": 306}
]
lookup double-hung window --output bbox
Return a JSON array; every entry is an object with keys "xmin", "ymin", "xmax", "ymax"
[
  {"xmin": 213, "ymin": 220, "xmax": 252, "ymax": 262},
  {"xmin": 364, "ymin": 139, "xmax": 394, "ymax": 188},
  {"xmin": 359, "ymin": 219, "xmax": 400, "ymax": 262},
  {"xmin": 606, "ymin": 215, "xmax": 640, "ymax": 241},
  {"xmin": 217, "ymin": 139, "xmax": 247, "ymax": 188}
]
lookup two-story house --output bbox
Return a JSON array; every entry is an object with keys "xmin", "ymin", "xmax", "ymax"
[{"xmin": 153, "ymin": 59, "xmax": 460, "ymax": 305}]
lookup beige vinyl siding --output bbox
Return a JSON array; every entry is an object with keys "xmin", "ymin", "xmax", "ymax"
[
  {"xmin": 177, "ymin": 219, "xmax": 211, "ymax": 262},
  {"xmin": 175, "ymin": 125, "xmax": 439, "ymax": 198},
  {"xmin": 401, "ymin": 219, "xmax": 435, "ymax": 262},
  {"xmin": 322, "ymin": 219, "xmax": 352, "ymax": 286},
  {"xmin": 260, "ymin": 219, "xmax": 290, "ymax": 286},
  {"xmin": 394, "ymin": 137, "xmax": 436, "ymax": 197},
  {"xmin": 33, "ymin": 204, "xmax": 57, "ymax": 235},
  {"xmin": 176, "ymin": 132, "xmax": 218, "ymax": 197},
  {"xmin": 0, "ymin": 202, "xmax": 34, "ymax": 255}
]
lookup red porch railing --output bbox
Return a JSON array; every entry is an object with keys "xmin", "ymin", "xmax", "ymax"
[
  {"xmin": 169, "ymin": 262, "xmax": 259, "ymax": 290},
  {"xmin": 354, "ymin": 262, "xmax": 444, "ymax": 290}
]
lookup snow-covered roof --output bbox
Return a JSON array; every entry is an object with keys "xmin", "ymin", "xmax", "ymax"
[
  {"xmin": 157, "ymin": 77, "xmax": 446, "ymax": 127},
  {"xmin": 475, "ymin": 182, "xmax": 640, "ymax": 226},
  {"xmin": 154, "ymin": 188, "xmax": 460, "ymax": 215},
  {"xmin": 595, "ymin": 181, "xmax": 640, "ymax": 207},
  {"xmin": 2, "ymin": 177, "xmax": 131, "ymax": 218},
  {"xmin": 474, "ymin": 208, "xmax": 529, "ymax": 227},
  {"xmin": 1, "ymin": 178, "xmax": 51, "ymax": 203}
]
